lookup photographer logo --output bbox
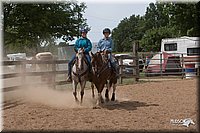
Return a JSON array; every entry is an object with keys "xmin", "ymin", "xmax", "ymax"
[{"xmin": 170, "ymin": 118, "xmax": 195, "ymax": 127}]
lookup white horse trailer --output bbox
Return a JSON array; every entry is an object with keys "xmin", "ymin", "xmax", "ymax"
[
  {"xmin": 146, "ymin": 36, "xmax": 200, "ymax": 77},
  {"xmin": 161, "ymin": 36, "xmax": 200, "ymax": 71},
  {"xmin": 160, "ymin": 36, "xmax": 200, "ymax": 57}
]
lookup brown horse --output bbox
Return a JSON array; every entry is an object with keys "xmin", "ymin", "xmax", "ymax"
[{"xmin": 91, "ymin": 51, "xmax": 118, "ymax": 106}]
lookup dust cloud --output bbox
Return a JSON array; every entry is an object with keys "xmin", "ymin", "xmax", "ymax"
[
  {"xmin": 22, "ymin": 85, "xmax": 96, "ymax": 108},
  {"xmin": 3, "ymin": 56, "xmax": 97, "ymax": 109},
  {"xmin": 3, "ymin": 64, "xmax": 118, "ymax": 109},
  {"xmin": 21, "ymin": 84, "xmax": 97, "ymax": 109},
  {"xmin": 4, "ymin": 75, "xmax": 97, "ymax": 109}
]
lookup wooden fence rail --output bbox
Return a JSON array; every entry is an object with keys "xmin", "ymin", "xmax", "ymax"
[
  {"xmin": 2, "ymin": 49, "xmax": 200, "ymax": 91},
  {"xmin": 2, "ymin": 59, "xmax": 70, "ymax": 92}
]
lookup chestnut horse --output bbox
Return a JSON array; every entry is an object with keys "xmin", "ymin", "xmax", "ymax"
[{"xmin": 91, "ymin": 51, "xmax": 118, "ymax": 106}]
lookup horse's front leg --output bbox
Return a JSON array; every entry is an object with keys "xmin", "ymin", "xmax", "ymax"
[
  {"xmin": 111, "ymin": 83, "xmax": 117, "ymax": 101},
  {"xmin": 91, "ymin": 82, "xmax": 95, "ymax": 98},
  {"xmin": 97, "ymin": 84, "xmax": 105, "ymax": 105},
  {"xmin": 93, "ymin": 92, "xmax": 102, "ymax": 109},
  {"xmin": 93, "ymin": 84, "xmax": 104, "ymax": 109},
  {"xmin": 72, "ymin": 80, "xmax": 79, "ymax": 102},
  {"xmin": 96, "ymin": 92, "xmax": 103, "ymax": 106},
  {"xmin": 80, "ymin": 80, "xmax": 86, "ymax": 104},
  {"xmin": 105, "ymin": 81, "xmax": 110, "ymax": 102}
]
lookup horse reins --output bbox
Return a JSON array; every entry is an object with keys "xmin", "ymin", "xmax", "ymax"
[{"xmin": 94, "ymin": 53, "xmax": 111, "ymax": 78}]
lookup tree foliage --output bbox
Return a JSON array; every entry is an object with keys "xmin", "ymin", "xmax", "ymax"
[
  {"xmin": 112, "ymin": 2, "xmax": 199, "ymax": 52},
  {"xmin": 112, "ymin": 15, "xmax": 145, "ymax": 52},
  {"xmin": 169, "ymin": 3, "xmax": 198, "ymax": 36},
  {"xmin": 3, "ymin": 2, "xmax": 87, "ymax": 53}
]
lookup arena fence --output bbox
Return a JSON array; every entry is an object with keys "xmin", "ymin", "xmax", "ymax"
[
  {"xmin": 2, "ymin": 45, "xmax": 200, "ymax": 91},
  {"xmin": 116, "ymin": 44, "xmax": 200, "ymax": 84},
  {"xmin": 2, "ymin": 60, "xmax": 69, "ymax": 92}
]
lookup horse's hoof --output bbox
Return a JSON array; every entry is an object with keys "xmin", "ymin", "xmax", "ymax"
[
  {"xmin": 111, "ymin": 96, "xmax": 115, "ymax": 101},
  {"xmin": 111, "ymin": 93, "xmax": 115, "ymax": 101},
  {"xmin": 105, "ymin": 98, "xmax": 109, "ymax": 102},
  {"xmin": 101, "ymin": 99, "xmax": 104, "ymax": 103},
  {"xmin": 75, "ymin": 99, "xmax": 79, "ymax": 103},
  {"xmin": 93, "ymin": 106, "xmax": 101, "ymax": 109},
  {"xmin": 80, "ymin": 100, "xmax": 83, "ymax": 105},
  {"xmin": 100, "ymin": 97, "xmax": 104, "ymax": 103}
]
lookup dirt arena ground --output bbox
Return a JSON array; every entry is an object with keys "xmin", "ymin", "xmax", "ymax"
[{"xmin": 2, "ymin": 78, "xmax": 199, "ymax": 132}]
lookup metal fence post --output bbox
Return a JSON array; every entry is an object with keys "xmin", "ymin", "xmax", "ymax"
[
  {"xmin": 133, "ymin": 42, "xmax": 139, "ymax": 82},
  {"xmin": 181, "ymin": 54, "xmax": 184, "ymax": 79},
  {"xmin": 160, "ymin": 53, "xmax": 163, "ymax": 77},
  {"xmin": 119, "ymin": 56, "xmax": 123, "ymax": 84}
]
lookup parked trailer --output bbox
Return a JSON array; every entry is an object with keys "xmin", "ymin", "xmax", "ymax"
[
  {"xmin": 146, "ymin": 36, "xmax": 200, "ymax": 77},
  {"xmin": 145, "ymin": 52, "xmax": 182, "ymax": 76},
  {"xmin": 161, "ymin": 36, "xmax": 200, "ymax": 68},
  {"xmin": 6, "ymin": 53, "xmax": 32, "ymax": 71},
  {"xmin": 160, "ymin": 36, "xmax": 199, "ymax": 56}
]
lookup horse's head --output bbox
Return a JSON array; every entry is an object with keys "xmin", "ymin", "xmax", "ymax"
[
  {"xmin": 75, "ymin": 48, "xmax": 85, "ymax": 70},
  {"xmin": 91, "ymin": 52, "xmax": 106, "ymax": 74},
  {"xmin": 91, "ymin": 52, "xmax": 102, "ymax": 73}
]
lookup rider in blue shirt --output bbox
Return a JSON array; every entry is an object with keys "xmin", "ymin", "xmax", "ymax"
[
  {"xmin": 67, "ymin": 28, "xmax": 92, "ymax": 82},
  {"xmin": 97, "ymin": 28, "xmax": 118, "ymax": 75}
]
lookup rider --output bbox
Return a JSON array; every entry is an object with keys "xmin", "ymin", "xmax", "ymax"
[
  {"xmin": 66, "ymin": 28, "xmax": 92, "ymax": 82},
  {"xmin": 97, "ymin": 28, "xmax": 118, "ymax": 75}
]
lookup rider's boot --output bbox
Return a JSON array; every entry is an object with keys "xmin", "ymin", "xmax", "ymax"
[
  {"xmin": 66, "ymin": 74, "xmax": 72, "ymax": 82},
  {"xmin": 111, "ymin": 63, "xmax": 119, "ymax": 78}
]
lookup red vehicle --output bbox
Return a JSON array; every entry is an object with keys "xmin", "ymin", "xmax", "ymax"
[{"xmin": 145, "ymin": 52, "xmax": 182, "ymax": 76}]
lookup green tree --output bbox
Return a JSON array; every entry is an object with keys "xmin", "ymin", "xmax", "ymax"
[
  {"xmin": 168, "ymin": 3, "xmax": 198, "ymax": 36},
  {"xmin": 112, "ymin": 15, "xmax": 144, "ymax": 52},
  {"xmin": 140, "ymin": 26, "xmax": 178, "ymax": 52},
  {"xmin": 144, "ymin": 3, "xmax": 170, "ymax": 29},
  {"xmin": 3, "ymin": 2, "xmax": 87, "ymax": 54},
  {"xmin": 112, "ymin": 2, "xmax": 199, "ymax": 52}
]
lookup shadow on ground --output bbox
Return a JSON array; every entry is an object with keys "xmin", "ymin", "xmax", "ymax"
[{"xmin": 101, "ymin": 100, "xmax": 159, "ymax": 111}]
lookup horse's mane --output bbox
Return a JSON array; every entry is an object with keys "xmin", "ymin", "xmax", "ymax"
[{"xmin": 92, "ymin": 52, "xmax": 108, "ymax": 65}]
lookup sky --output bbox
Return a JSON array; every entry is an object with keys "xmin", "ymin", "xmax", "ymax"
[
  {"xmin": 84, "ymin": 2, "xmax": 150, "ymax": 43},
  {"xmin": 64, "ymin": 0, "xmax": 151, "ymax": 44}
]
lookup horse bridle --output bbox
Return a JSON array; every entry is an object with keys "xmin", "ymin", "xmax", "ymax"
[
  {"xmin": 72, "ymin": 53, "xmax": 89, "ymax": 82},
  {"xmin": 92, "ymin": 52, "xmax": 109, "ymax": 77}
]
